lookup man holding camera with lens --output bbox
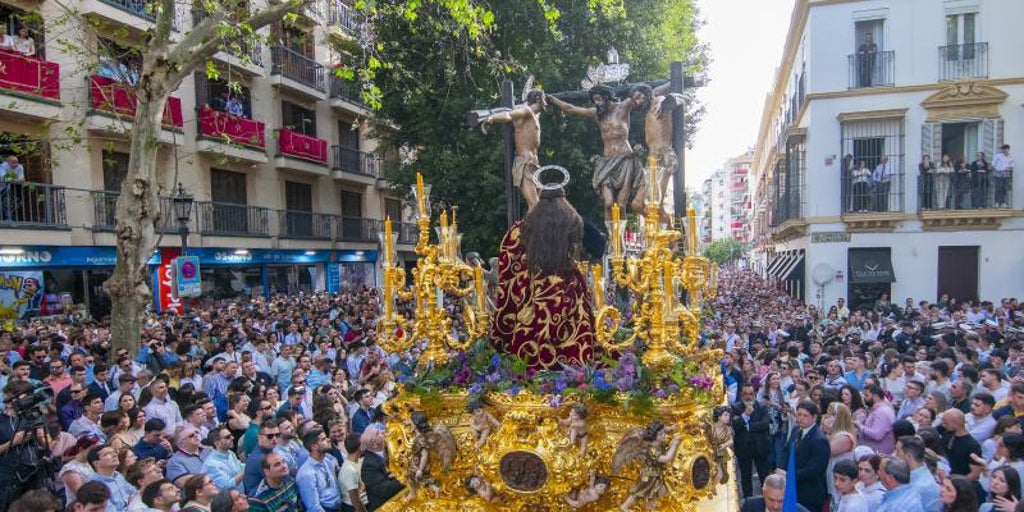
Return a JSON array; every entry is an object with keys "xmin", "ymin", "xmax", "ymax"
[{"xmin": 0, "ymin": 379, "xmax": 52, "ymax": 510}]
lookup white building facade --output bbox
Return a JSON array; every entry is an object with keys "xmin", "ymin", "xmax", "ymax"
[
  {"xmin": 704, "ymin": 150, "xmax": 753, "ymax": 243},
  {"xmin": 751, "ymin": 0, "xmax": 1024, "ymax": 309}
]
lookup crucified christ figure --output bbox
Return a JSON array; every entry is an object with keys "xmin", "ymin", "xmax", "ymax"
[{"xmin": 478, "ymin": 89, "xmax": 546, "ymax": 210}]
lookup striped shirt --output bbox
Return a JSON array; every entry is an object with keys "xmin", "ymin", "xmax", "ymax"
[{"xmin": 248, "ymin": 476, "xmax": 300, "ymax": 512}]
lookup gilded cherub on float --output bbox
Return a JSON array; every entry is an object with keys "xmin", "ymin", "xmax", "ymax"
[
  {"xmin": 404, "ymin": 411, "xmax": 457, "ymax": 502},
  {"xmin": 468, "ymin": 399, "xmax": 501, "ymax": 449},
  {"xmin": 563, "ymin": 471, "xmax": 610, "ymax": 509},
  {"xmin": 710, "ymin": 405, "xmax": 734, "ymax": 485},
  {"xmin": 559, "ymin": 402, "xmax": 590, "ymax": 455},
  {"xmin": 465, "ymin": 472, "xmax": 501, "ymax": 503},
  {"xmin": 612, "ymin": 421, "xmax": 683, "ymax": 511}
]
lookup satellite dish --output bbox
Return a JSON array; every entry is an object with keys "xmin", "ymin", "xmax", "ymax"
[{"xmin": 811, "ymin": 262, "xmax": 834, "ymax": 286}]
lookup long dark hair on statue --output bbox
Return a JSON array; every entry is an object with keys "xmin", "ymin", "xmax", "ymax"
[{"xmin": 522, "ymin": 188, "xmax": 582, "ymax": 276}]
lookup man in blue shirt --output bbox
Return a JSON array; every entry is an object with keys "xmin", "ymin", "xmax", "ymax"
[
  {"xmin": 133, "ymin": 419, "xmax": 172, "ymax": 461},
  {"xmin": 244, "ymin": 419, "xmax": 281, "ymax": 494},
  {"xmin": 296, "ymin": 429, "xmax": 342, "ymax": 512},
  {"xmin": 877, "ymin": 457, "xmax": 925, "ymax": 512},
  {"xmin": 350, "ymin": 389, "xmax": 374, "ymax": 435}
]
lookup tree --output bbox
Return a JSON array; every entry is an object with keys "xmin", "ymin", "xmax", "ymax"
[
  {"xmin": 368, "ymin": 0, "xmax": 707, "ymax": 254},
  {"xmin": 97, "ymin": 0, "xmax": 312, "ymax": 357},
  {"xmin": 702, "ymin": 239, "xmax": 745, "ymax": 265}
]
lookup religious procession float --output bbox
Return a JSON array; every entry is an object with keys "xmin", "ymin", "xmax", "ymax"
[{"xmin": 372, "ymin": 157, "xmax": 731, "ymax": 511}]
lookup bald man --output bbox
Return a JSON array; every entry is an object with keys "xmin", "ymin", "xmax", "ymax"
[{"xmin": 940, "ymin": 409, "xmax": 983, "ymax": 481}]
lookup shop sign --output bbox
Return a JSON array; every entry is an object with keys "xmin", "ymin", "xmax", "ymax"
[
  {"xmin": 0, "ymin": 246, "xmax": 160, "ymax": 268},
  {"xmin": 156, "ymin": 248, "xmax": 183, "ymax": 314},
  {"xmin": 173, "ymin": 256, "xmax": 202, "ymax": 298},
  {"xmin": 811, "ymin": 232, "xmax": 851, "ymax": 243}
]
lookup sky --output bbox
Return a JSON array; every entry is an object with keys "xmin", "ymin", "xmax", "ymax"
[{"xmin": 686, "ymin": 0, "xmax": 795, "ymax": 190}]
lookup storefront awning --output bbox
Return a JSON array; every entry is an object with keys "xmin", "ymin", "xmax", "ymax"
[
  {"xmin": 765, "ymin": 253, "xmax": 788, "ymax": 277},
  {"xmin": 777, "ymin": 250, "xmax": 805, "ymax": 281},
  {"xmin": 767, "ymin": 251, "xmax": 794, "ymax": 279},
  {"xmin": 848, "ymin": 248, "xmax": 896, "ymax": 283}
]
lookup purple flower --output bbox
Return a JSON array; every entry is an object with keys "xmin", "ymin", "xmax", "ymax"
[
  {"xmin": 508, "ymin": 385, "xmax": 521, "ymax": 396},
  {"xmin": 593, "ymin": 371, "xmax": 612, "ymax": 391},
  {"xmin": 554, "ymin": 379, "xmax": 568, "ymax": 394},
  {"xmin": 549, "ymin": 395, "xmax": 563, "ymax": 408},
  {"xmin": 490, "ymin": 354, "xmax": 502, "ymax": 367},
  {"xmin": 616, "ymin": 376, "xmax": 635, "ymax": 392},
  {"xmin": 654, "ymin": 389, "xmax": 667, "ymax": 399},
  {"xmin": 486, "ymin": 372, "xmax": 502, "ymax": 383},
  {"xmin": 468, "ymin": 384, "xmax": 482, "ymax": 396}
]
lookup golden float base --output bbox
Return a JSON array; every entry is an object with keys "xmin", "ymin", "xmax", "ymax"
[{"xmin": 378, "ymin": 389, "xmax": 732, "ymax": 512}]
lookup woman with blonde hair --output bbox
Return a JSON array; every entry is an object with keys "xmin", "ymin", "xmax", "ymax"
[{"xmin": 825, "ymin": 401, "xmax": 858, "ymax": 502}]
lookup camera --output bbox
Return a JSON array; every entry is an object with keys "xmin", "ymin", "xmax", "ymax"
[{"xmin": 11, "ymin": 381, "xmax": 52, "ymax": 431}]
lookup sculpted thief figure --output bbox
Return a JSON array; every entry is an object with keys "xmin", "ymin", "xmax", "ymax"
[{"xmin": 479, "ymin": 89, "xmax": 546, "ymax": 209}]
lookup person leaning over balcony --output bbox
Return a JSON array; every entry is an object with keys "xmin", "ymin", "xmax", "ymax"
[
  {"xmin": 919, "ymin": 155, "xmax": 936, "ymax": 209},
  {"xmin": 851, "ymin": 160, "xmax": 872, "ymax": 213},
  {"xmin": 934, "ymin": 154, "xmax": 954, "ymax": 210},
  {"xmin": 954, "ymin": 159, "xmax": 972, "ymax": 210},
  {"xmin": 993, "ymin": 144, "xmax": 1014, "ymax": 208},
  {"xmin": 0, "ymin": 26, "xmax": 14, "ymax": 53},
  {"xmin": 12, "ymin": 26, "xmax": 34, "ymax": 58},
  {"xmin": 971, "ymin": 151, "xmax": 991, "ymax": 208}
]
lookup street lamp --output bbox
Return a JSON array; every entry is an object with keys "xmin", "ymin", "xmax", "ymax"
[{"xmin": 171, "ymin": 182, "xmax": 193, "ymax": 255}]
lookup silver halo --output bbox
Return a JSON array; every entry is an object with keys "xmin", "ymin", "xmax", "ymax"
[{"xmin": 531, "ymin": 165, "xmax": 571, "ymax": 191}]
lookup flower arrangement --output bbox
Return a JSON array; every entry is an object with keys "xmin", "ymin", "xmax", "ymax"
[{"xmin": 398, "ymin": 338, "xmax": 720, "ymax": 414}]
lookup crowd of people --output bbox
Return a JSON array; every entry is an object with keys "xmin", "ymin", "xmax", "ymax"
[
  {"xmin": 0, "ymin": 288, "xmax": 413, "ymax": 512},
  {"xmin": 713, "ymin": 268, "xmax": 1024, "ymax": 512}
]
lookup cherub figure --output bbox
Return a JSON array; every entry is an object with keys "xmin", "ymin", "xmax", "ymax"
[
  {"xmin": 405, "ymin": 411, "xmax": 457, "ymax": 502},
  {"xmin": 468, "ymin": 400, "xmax": 500, "ymax": 449},
  {"xmin": 559, "ymin": 403, "xmax": 590, "ymax": 454},
  {"xmin": 611, "ymin": 421, "xmax": 682, "ymax": 511},
  {"xmin": 710, "ymin": 405, "xmax": 734, "ymax": 484},
  {"xmin": 465, "ymin": 473, "xmax": 500, "ymax": 503},
  {"xmin": 563, "ymin": 472, "xmax": 610, "ymax": 509}
]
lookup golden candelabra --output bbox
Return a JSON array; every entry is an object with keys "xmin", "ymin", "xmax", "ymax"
[
  {"xmin": 594, "ymin": 158, "xmax": 719, "ymax": 372},
  {"xmin": 376, "ymin": 172, "xmax": 489, "ymax": 367}
]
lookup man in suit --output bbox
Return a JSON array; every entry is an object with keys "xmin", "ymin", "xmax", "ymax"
[
  {"xmin": 782, "ymin": 400, "xmax": 831, "ymax": 512},
  {"xmin": 741, "ymin": 474, "xmax": 810, "ymax": 512},
  {"xmin": 733, "ymin": 383, "xmax": 772, "ymax": 498},
  {"xmin": 360, "ymin": 426, "xmax": 403, "ymax": 510},
  {"xmin": 88, "ymin": 363, "xmax": 116, "ymax": 402}
]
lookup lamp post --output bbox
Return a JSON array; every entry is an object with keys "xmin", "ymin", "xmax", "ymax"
[{"xmin": 172, "ymin": 182, "xmax": 193, "ymax": 256}]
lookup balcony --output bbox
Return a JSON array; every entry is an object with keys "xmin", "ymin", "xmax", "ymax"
[
  {"xmin": 197, "ymin": 201, "xmax": 270, "ymax": 237},
  {"xmin": 275, "ymin": 128, "xmax": 328, "ymax": 175},
  {"xmin": 329, "ymin": 76, "xmax": 370, "ymax": 116},
  {"xmin": 0, "ymin": 52, "xmax": 61, "ymax": 120},
  {"xmin": 327, "ymin": 1, "xmax": 364, "ymax": 41},
  {"xmin": 92, "ymin": 191, "xmax": 180, "ymax": 232},
  {"xmin": 278, "ymin": 210, "xmax": 332, "ymax": 239},
  {"xmin": 397, "ymin": 222, "xmax": 418, "ymax": 245},
  {"xmin": 330, "ymin": 145, "xmax": 379, "ymax": 184},
  {"xmin": 847, "ymin": 50, "xmax": 895, "ymax": 89},
  {"xmin": 196, "ymin": 107, "xmax": 268, "ymax": 163},
  {"xmin": 269, "ymin": 45, "xmax": 326, "ymax": 100},
  {"xmin": 337, "ymin": 216, "xmax": 381, "ymax": 243},
  {"xmin": 939, "ymin": 43, "xmax": 988, "ymax": 82},
  {"xmin": 917, "ymin": 173, "xmax": 1012, "ymax": 230},
  {"xmin": 0, "ymin": 182, "xmax": 67, "ymax": 229},
  {"xmin": 87, "ymin": 75, "xmax": 184, "ymax": 142},
  {"xmin": 79, "ymin": 0, "xmax": 179, "ymax": 37}
]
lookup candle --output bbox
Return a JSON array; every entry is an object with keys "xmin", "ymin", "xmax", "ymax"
[
  {"xmin": 384, "ymin": 273, "xmax": 393, "ymax": 317},
  {"xmin": 436, "ymin": 286, "xmax": 444, "ymax": 309},
  {"xmin": 592, "ymin": 264, "xmax": 604, "ymax": 308},
  {"xmin": 663, "ymin": 260, "xmax": 674, "ymax": 316},
  {"xmin": 439, "ymin": 209, "xmax": 449, "ymax": 259},
  {"xmin": 647, "ymin": 156, "xmax": 658, "ymax": 204},
  {"xmin": 474, "ymin": 265, "xmax": 485, "ymax": 311},
  {"xmin": 416, "ymin": 172, "xmax": 426, "ymax": 217},
  {"xmin": 687, "ymin": 206, "xmax": 698, "ymax": 254},
  {"xmin": 383, "ymin": 216, "xmax": 393, "ymax": 265},
  {"xmin": 611, "ymin": 204, "xmax": 622, "ymax": 258}
]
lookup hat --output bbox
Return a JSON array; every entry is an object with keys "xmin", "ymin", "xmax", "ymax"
[
  {"xmin": 775, "ymin": 329, "xmax": 791, "ymax": 338},
  {"xmin": 931, "ymin": 322, "xmax": 949, "ymax": 330}
]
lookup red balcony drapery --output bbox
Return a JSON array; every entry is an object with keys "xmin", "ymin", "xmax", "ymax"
[
  {"xmin": 278, "ymin": 128, "xmax": 328, "ymax": 163},
  {"xmin": 89, "ymin": 75, "xmax": 184, "ymax": 128},
  {"xmin": 198, "ymin": 106, "xmax": 265, "ymax": 148},
  {"xmin": 0, "ymin": 51, "xmax": 59, "ymax": 101}
]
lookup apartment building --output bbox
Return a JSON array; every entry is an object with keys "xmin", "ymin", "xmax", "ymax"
[
  {"xmin": 703, "ymin": 149, "xmax": 752, "ymax": 243},
  {"xmin": 0, "ymin": 0, "xmax": 409, "ymax": 316},
  {"xmin": 750, "ymin": 0, "xmax": 1024, "ymax": 308}
]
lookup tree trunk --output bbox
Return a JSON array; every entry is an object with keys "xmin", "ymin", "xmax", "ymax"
[{"xmin": 103, "ymin": 77, "xmax": 171, "ymax": 359}]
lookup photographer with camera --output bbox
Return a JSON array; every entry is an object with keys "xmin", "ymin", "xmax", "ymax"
[{"xmin": 0, "ymin": 379, "xmax": 54, "ymax": 510}]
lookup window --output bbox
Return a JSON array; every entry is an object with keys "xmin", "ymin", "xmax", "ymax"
[
  {"xmin": 0, "ymin": 7, "xmax": 44, "ymax": 59},
  {"xmin": 210, "ymin": 169, "xmax": 246, "ymax": 204},
  {"xmin": 340, "ymin": 190, "xmax": 362, "ymax": 217},
  {"xmin": 940, "ymin": 11, "xmax": 986, "ymax": 80},
  {"xmin": 840, "ymin": 118, "xmax": 905, "ymax": 214},
  {"xmin": 101, "ymin": 151, "xmax": 129, "ymax": 190},
  {"xmin": 195, "ymin": 74, "xmax": 253, "ymax": 118},
  {"xmin": 285, "ymin": 181, "xmax": 312, "ymax": 211},
  {"xmin": 96, "ymin": 40, "xmax": 141, "ymax": 85},
  {"xmin": 282, "ymin": 101, "xmax": 317, "ymax": 137},
  {"xmin": 946, "ymin": 12, "xmax": 977, "ymax": 47}
]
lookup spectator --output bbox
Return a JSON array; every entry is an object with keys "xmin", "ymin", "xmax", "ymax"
[
  {"xmin": 244, "ymin": 419, "xmax": 280, "ymax": 494},
  {"xmin": 941, "ymin": 409, "xmax": 983, "ymax": 481},
  {"xmin": 939, "ymin": 474, "xmax": 978, "ymax": 512},
  {"xmin": 878, "ymin": 457, "xmax": 924, "ymax": 512},
  {"xmin": 360, "ymin": 427, "xmax": 403, "ymax": 511},
  {"xmin": 740, "ymin": 473, "xmax": 809, "ymax": 512},
  {"xmin": 969, "ymin": 392, "xmax": 998, "ymax": 443},
  {"xmin": 733, "ymin": 382, "xmax": 772, "ymax": 497},
  {"xmin": 248, "ymin": 453, "xmax": 299, "ymax": 512},
  {"xmin": 210, "ymin": 489, "xmax": 249, "ymax": 512},
  {"xmin": 165, "ymin": 426, "xmax": 207, "ymax": 487},
  {"xmin": 979, "ymin": 466, "xmax": 1021, "ymax": 512},
  {"xmin": 59, "ymin": 434, "xmax": 101, "ymax": 504},
  {"xmin": 202, "ymin": 427, "xmax": 244, "ymax": 492},
  {"xmin": 133, "ymin": 419, "xmax": 172, "ymax": 461},
  {"xmin": 992, "ymin": 144, "xmax": 1013, "ymax": 208},
  {"xmin": 72, "ymin": 481, "xmax": 112, "ymax": 512},
  {"xmin": 296, "ymin": 429, "xmax": 342, "ymax": 512},
  {"xmin": 895, "ymin": 435, "xmax": 940, "ymax": 512},
  {"xmin": 783, "ymin": 399, "xmax": 830, "ymax": 512},
  {"xmin": 86, "ymin": 444, "xmax": 138, "ymax": 512},
  {"xmin": 140, "ymin": 480, "xmax": 181, "ymax": 512},
  {"xmin": 832, "ymin": 459, "xmax": 869, "ymax": 512},
  {"xmin": 340, "ymin": 432, "xmax": 367, "ymax": 512},
  {"xmin": 70, "ymin": 392, "xmax": 107, "ymax": 440},
  {"xmin": 857, "ymin": 384, "xmax": 896, "ymax": 454},
  {"xmin": 12, "ymin": 26, "xmax": 34, "ymax": 57},
  {"xmin": 856, "ymin": 454, "xmax": 885, "ymax": 508}
]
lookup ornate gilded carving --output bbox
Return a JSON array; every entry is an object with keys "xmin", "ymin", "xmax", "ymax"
[{"xmin": 921, "ymin": 81, "xmax": 1008, "ymax": 122}]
